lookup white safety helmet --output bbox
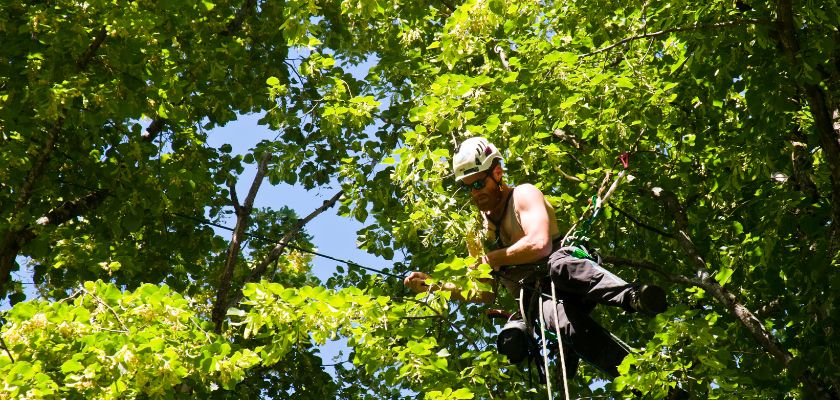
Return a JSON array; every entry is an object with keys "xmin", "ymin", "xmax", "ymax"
[{"xmin": 452, "ymin": 137, "xmax": 503, "ymax": 182}]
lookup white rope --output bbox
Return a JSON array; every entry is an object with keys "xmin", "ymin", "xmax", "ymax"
[
  {"xmin": 536, "ymin": 282, "xmax": 553, "ymax": 400},
  {"xmin": 550, "ymin": 280, "xmax": 571, "ymax": 400}
]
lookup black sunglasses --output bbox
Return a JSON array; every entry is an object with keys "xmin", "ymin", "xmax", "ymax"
[{"xmin": 460, "ymin": 170, "xmax": 493, "ymax": 191}]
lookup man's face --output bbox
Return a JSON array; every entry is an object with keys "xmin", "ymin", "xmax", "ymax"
[{"xmin": 461, "ymin": 169, "xmax": 499, "ymax": 211}]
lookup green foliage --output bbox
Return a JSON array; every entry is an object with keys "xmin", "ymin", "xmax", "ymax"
[
  {"xmin": 0, "ymin": 281, "xmax": 258, "ymax": 399},
  {"xmin": 2, "ymin": 0, "xmax": 839, "ymax": 398}
]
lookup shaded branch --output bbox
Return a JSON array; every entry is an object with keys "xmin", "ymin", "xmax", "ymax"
[
  {"xmin": 222, "ymin": 0, "xmax": 257, "ymax": 36},
  {"xmin": 653, "ymin": 189, "xmax": 796, "ymax": 372},
  {"xmin": 212, "ymin": 152, "xmax": 272, "ymax": 333},
  {"xmin": 438, "ymin": 0, "xmax": 455, "ymax": 12},
  {"xmin": 0, "ymin": 124, "xmax": 59, "ymax": 296},
  {"xmin": 775, "ymin": 0, "xmax": 840, "ymax": 251},
  {"xmin": 0, "ymin": 334, "xmax": 13, "ymax": 363},
  {"xmin": 601, "ymin": 255, "xmax": 698, "ymax": 287},
  {"xmin": 76, "ymin": 26, "xmax": 108, "ymax": 71},
  {"xmin": 581, "ymin": 18, "xmax": 770, "ymax": 58},
  {"xmin": 141, "ymin": 117, "xmax": 166, "ymax": 142},
  {"xmin": 14, "ymin": 125, "xmax": 59, "ymax": 213},
  {"xmin": 228, "ymin": 180, "xmax": 242, "ymax": 215}
]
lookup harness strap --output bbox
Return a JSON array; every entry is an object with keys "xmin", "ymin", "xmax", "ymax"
[{"xmin": 487, "ymin": 188, "xmax": 515, "ymax": 248}]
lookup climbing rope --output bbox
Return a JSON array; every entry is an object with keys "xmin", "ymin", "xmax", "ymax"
[
  {"xmin": 560, "ymin": 152, "xmax": 631, "ymax": 252},
  {"xmin": 550, "ymin": 280, "xmax": 571, "ymax": 400},
  {"xmin": 536, "ymin": 279, "xmax": 554, "ymax": 400}
]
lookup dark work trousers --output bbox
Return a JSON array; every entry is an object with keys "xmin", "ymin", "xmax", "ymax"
[{"xmin": 532, "ymin": 248, "xmax": 636, "ymax": 378}]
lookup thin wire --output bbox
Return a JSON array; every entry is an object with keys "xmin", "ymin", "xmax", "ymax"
[{"xmin": 171, "ymin": 212, "xmax": 404, "ymax": 279}]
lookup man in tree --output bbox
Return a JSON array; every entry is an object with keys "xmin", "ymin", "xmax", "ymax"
[{"xmin": 404, "ymin": 136, "xmax": 668, "ymax": 379}]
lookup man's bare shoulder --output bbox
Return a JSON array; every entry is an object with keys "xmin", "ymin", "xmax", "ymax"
[{"xmin": 512, "ymin": 184, "xmax": 547, "ymax": 208}]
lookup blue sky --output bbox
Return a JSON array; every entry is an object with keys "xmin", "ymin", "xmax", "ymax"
[{"xmin": 206, "ymin": 112, "xmax": 389, "ymax": 283}]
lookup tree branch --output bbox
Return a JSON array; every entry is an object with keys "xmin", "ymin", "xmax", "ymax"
[
  {"xmin": 775, "ymin": 0, "xmax": 840, "ymax": 251},
  {"xmin": 437, "ymin": 0, "xmax": 455, "ymax": 12},
  {"xmin": 221, "ymin": 0, "xmax": 257, "ymax": 36},
  {"xmin": 228, "ymin": 181, "xmax": 242, "ymax": 216},
  {"xmin": 212, "ymin": 152, "xmax": 272, "ymax": 332},
  {"xmin": 581, "ymin": 18, "xmax": 770, "ymax": 58},
  {"xmin": 0, "ymin": 124, "xmax": 60, "ymax": 296},
  {"xmin": 223, "ymin": 189, "xmax": 345, "ymax": 312},
  {"xmin": 251, "ymin": 189, "xmax": 344, "ymax": 281},
  {"xmin": 654, "ymin": 189, "xmax": 797, "ymax": 369},
  {"xmin": 14, "ymin": 125, "xmax": 59, "ymax": 213},
  {"xmin": 76, "ymin": 26, "xmax": 108, "ymax": 71},
  {"xmin": 82, "ymin": 287, "xmax": 129, "ymax": 333},
  {"xmin": 601, "ymin": 255, "xmax": 698, "ymax": 286},
  {"xmin": 141, "ymin": 117, "xmax": 166, "ymax": 142},
  {"xmin": 0, "ymin": 333, "xmax": 14, "ymax": 363}
]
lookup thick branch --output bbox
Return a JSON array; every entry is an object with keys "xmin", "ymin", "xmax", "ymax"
[
  {"xmin": 581, "ymin": 19, "xmax": 770, "ymax": 58},
  {"xmin": 76, "ymin": 26, "xmax": 108, "ymax": 71},
  {"xmin": 141, "ymin": 117, "xmax": 166, "ymax": 142},
  {"xmin": 602, "ymin": 255, "xmax": 698, "ymax": 286},
  {"xmin": 437, "ymin": 0, "xmax": 455, "ymax": 12},
  {"xmin": 212, "ymin": 152, "xmax": 272, "ymax": 332},
  {"xmin": 222, "ymin": 0, "xmax": 257, "ymax": 36},
  {"xmin": 775, "ymin": 0, "xmax": 840, "ymax": 249},
  {"xmin": 654, "ymin": 189, "xmax": 799, "ymax": 375},
  {"xmin": 0, "ymin": 125, "xmax": 59, "ymax": 296},
  {"xmin": 15, "ymin": 126, "xmax": 59, "ymax": 213},
  {"xmin": 228, "ymin": 181, "xmax": 242, "ymax": 215},
  {"xmin": 0, "ymin": 189, "xmax": 110, "ymax": 296}
]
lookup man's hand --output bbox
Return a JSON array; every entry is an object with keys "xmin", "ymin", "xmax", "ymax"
[
  {"xmin": 469, "ymin": 255, "xmax": 496, "ymax": 271},
  {"xmin": 403, "ymin": 271, "xmax": 433, "ymax": 293}
]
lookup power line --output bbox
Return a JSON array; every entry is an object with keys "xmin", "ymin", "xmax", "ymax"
[
  {"xmin": 171, "ymin": 213, "xmax": 404, "ymax": 279},
  {"xmin": 51, "ymin": 178, "xmax": 403, "ymax": 279}
]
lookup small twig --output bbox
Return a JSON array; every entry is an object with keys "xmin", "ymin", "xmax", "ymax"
[
  {"xmin": 81, "ymin": 288, "xmax": 129, "ymax": 332},
  {"xmin": 0, "ymin": 312, "xmax": 14, "ymax": 363},
  {"xmin": 321, "ymin": 358, "xmax": 352, "ymax": 368},
  {"xmin": 190, "ymin": 316, "xmax": 213, "ymax": 344},
  {"xmin": 58, "ymin": 289, "xmax": 83, "ymax": 304},
  {"xmin": 0, "ymin": 334, "xmax": 14, "ymax": 363},
  {"xmin": 395, "ymin": 296, "xmax": 481, "ymax": 352}
]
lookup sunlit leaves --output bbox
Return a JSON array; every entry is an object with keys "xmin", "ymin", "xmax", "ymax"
[{"xmin": 0, "ymin": 281, "xmax": 257, "ymax": 398}]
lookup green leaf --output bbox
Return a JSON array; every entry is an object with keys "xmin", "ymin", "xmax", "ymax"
[{"xmin": 60, "ymin": 359, "xmax": 84, "ymax": 374}]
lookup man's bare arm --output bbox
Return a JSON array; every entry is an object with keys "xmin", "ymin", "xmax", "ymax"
[{"xmin": 483, "ymin": 184, "xmax": 552, "ymax": 270}]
